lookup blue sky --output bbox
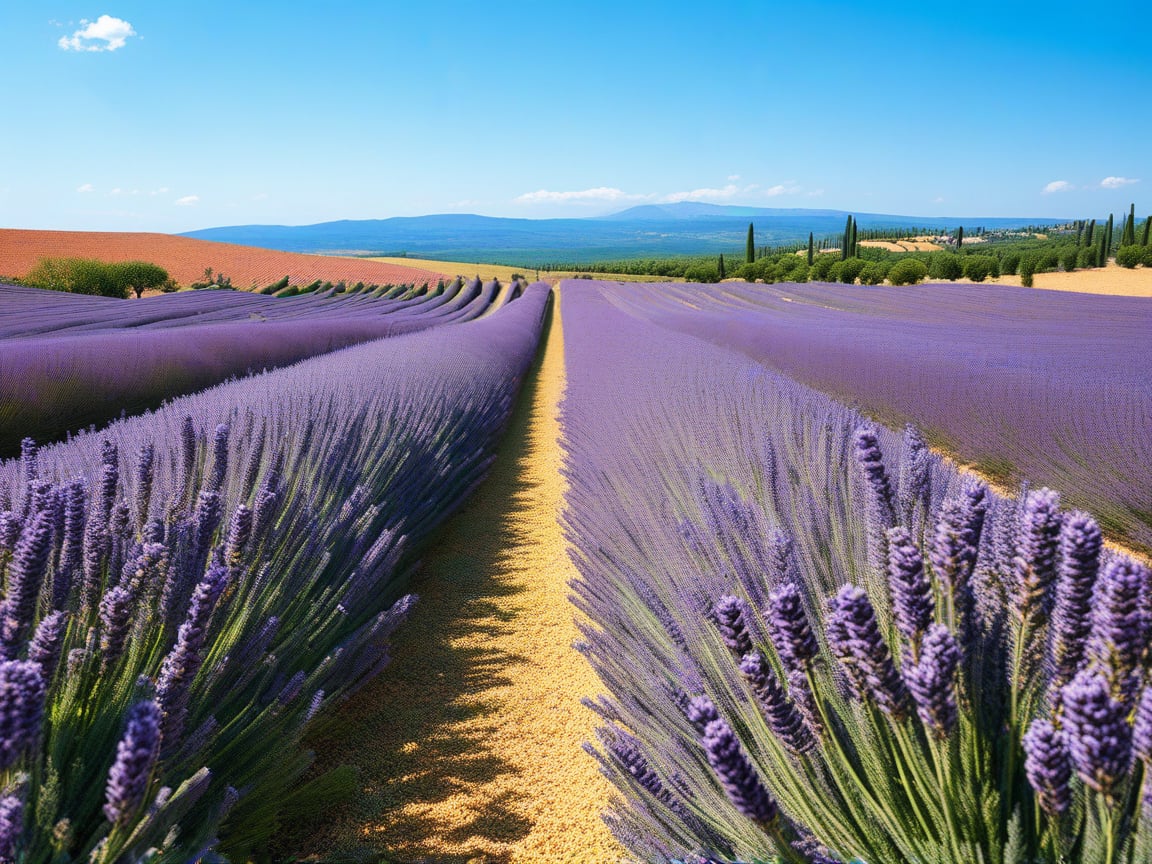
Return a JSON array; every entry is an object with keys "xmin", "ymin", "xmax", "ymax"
[{"xmin": 1, "ymin": 0, "xmax": 1148, "ymax": 232}]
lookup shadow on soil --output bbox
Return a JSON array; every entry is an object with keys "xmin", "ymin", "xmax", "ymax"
[{"xmin": 277, "ymin": 299, "xmax": 558, "ymax": 864}]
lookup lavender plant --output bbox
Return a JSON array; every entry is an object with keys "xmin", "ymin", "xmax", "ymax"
[
  {"xmin": 0, "ymin": 284, "xmax": 549, "ymax": 861},
  {"xmin": 561, "ymin": 280, "xmax": 1152, "ymax": 864}
]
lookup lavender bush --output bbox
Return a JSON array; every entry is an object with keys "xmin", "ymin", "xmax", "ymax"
[
  {"xmin": 561, "ymin": 280, "xmax": 1152, "ymax": 864},
  {"xmin": 0, "ymin": 284, "xmax": 548, "ymax": 861}
]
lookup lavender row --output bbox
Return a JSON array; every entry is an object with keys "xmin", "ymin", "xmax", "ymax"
[
  {"xmin": 604, "ymin": 279, "xmax": 1152, "ymax": 554},
  {"xmin": 0, "ymin": 283, "xmax": 549, "ymax": 862},
  {"xmin": 0, "ymin": 279, "xmax": 467, "ymax": 340},
  {"xmin": 560, "ymin": 280, "xmax": 1152, "ymax": 863},
  {"xmin": 0, "ymin": 279, "xmax": 519, "ymax": 457}
]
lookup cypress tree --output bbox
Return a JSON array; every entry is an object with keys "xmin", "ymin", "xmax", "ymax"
[
  {"xmin": 1075, "ymin": 221, "xmax": 1084, "ymax": 246},
  {"xmin": 1142, "ymin": 216, "xmax": 1151, "ymax": 247},
  {"xmin": 1085, "ymin": 219, "xmax": 1096, "ymax": 247},
  {"xmin": 1105, "ymin": 214, "xmax": 1114, "ymax": 259},
  {"xmin": 842, "ymin": 215, "xmax": 853, "ymax": 260},
  {"xmin": 1121, "ymin": 204, "xmax": 1136, "ymax": 247},
  {"xmin": 807, "ymin": 232, "xmax": 815, "ymax": 266},
  {"xmin": 957, "ymin": 226, "xmax": 964, "ymax": 248},
  {"xmin": 849, "ymin": 218, "xmax": 858, "ymax": 258},
  {"xmin": 1097, "ymin": 232, "xmax": 1107, "ymax": 267},
  {"xmin": 746, "ymin": 223, "xmax": 755, "ymax": 264},
  {"xmin": 718, "ymin": 254, "xmax": 726, "ymax": 280}
]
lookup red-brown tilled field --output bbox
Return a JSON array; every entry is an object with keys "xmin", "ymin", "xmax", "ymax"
[{"xmin": 0, "ymin": 229, "xmax": 452, "ymax": 289}]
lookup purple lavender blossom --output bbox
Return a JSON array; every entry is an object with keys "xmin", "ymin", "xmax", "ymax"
[
  {"xmin": 686, "ymin": 695, "xmax": 720, "ymax": 734},
  {"xmin": 701, "ymin": 717, "xmax": 778, "ymax": 825},
  {"xmin": 98, "ymin": 441, "xmax": 120, "ymax": 522},
  {"xmin": 0, "ymin": 660, "xmax": 46, "ymax": 770},
  {"xmin": 133, "ymin": 443, "xmax": 154, "ymax": 530},
  {"xmin": 929, "ymin": 479, "xmax": 987, "ymax": 647},
  {"xmin": 713, "ymin": 595, "xmax": 753, "ymax": 656},
  {"xmin": 766, "ymin": 581, "xmax": 819, "ymax": 672},
  {"xmin": 0, "ymin": 511, "xmax": 20, "ymax": 555},
  {"xmin": 156, "ymin": 564, "xmax": 229, "ymax": 745},
  {"xmin": 853, "ymin": 423, "xmax": 896, "ymax": 573},
  {"xmin": 1011, "ymin": 489, "xmax": 1061, "ymax": 635},
  {"xmin": 739, "ymin": 652, "xmax": 814, "ymax": 754},
  {"xmin": 1049, "ymin": 512, "xmax": 1102, "ymax": 690},
  {"xmin": 886, "ymin": 526, "xmax": 933, "ymax": 651},
  {"xmin": 223, "ymin": 504, "xmax": 253, "ymax": 568},
  {"xmin": 1133, "ymin": 686, "xmax": 1152, "ymax": 764},
  {"xmin": 903, "ymin": 624, "xmax": 960, "ymax": 739},
  {"xmin": 28, "ymin": 611, "xmax": 66, "ymax": 683},
  {"xmin": 104, "ymin": 700, "xmax": 162, "ymax": 825},
  {"xmin": 896, "ymin": 423, "xmax": 930, "ymax": 526},
  {"xmin": 0, "ymin": 795, "xmax": 22, "ymax": 863},
  {"xmin": 1086, "ymin": 558, "xmax": 1149, "ymax": 702},
  {"xmin": 179, "ymin": 415, "xmax": 197, "ymax": 500},
  {"xmin": 1062, "ymin": 670, "xmax": 1132, "ymax": 798},
  {"xmin": 207, "ymin": 423, "xmax": 230, "ymax": 491},
  {"xmin": 99, "ymin": 585, "xmax": 136, "ymax": 670},
  {"xmin": 56, "ymin": 478, "xmax": 88, "ymax": 605},
  {"xmin": 826, "ymin": 584, "xmax": 908, "ymax": 719},
  {"xmin": 1023, "ymin": 719, "xmax": 1072, "ymax": 816},
  {"xmin": 0, "ymin": 510, "xmax": 53, "ymax": 655}
]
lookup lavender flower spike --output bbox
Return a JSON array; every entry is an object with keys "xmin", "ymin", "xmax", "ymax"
[
  {"xmin": 28, "ymin": 611, "xmax": 67, "ymax": 683},
  {"xmin": 1062, "ymin": 670, "xmax": 1132, "ymax": 798},
  {"xmin": 0, "ymin": 795, "xmax": 23, "ymax": 864},
  {"xmin": 0, "ymin": 660, "xmax": 47, "ymax": 770},
  {"xmin": 1049, "ymin": 512, "xmax": 1102, "ymax": 690},
  {"xmin": 0, "ymin": 510, "xmax": 53, "ymax": 656},
  {"xmin": 713, "ymin": 595, "xmax": 753, "ymax": 657},
  {"xmin": 1133, "ymin": 686, "xmax": 1152, "ymax": 764},
  {"xmin": 1086, "ymin": 557, "xmax": 1150, "ymax": 703},
  {"xmin": 739, "ymin": 652, "xmax": 814, "ymax": 754},
  {"xmin": 827, "ymin": 584, "xmax": 908, "ymax": 719},
  {"xmin": 702, "ymin": 717, "xmax": 778, "ymax": 825},
  {"xmin": 1023, "ymin": 719, "xmax": 1072, "ymax": 816},
  {"xmin": 766, "ymin": 581, "xmax": 819, "ymax": 672},
  {"xmin": 886, "ymin": 526, "xmax": 933, "ymax": 651},
  {"xmin": 904, "ymin": 624, "xmax": 960, "ymax": 739},
  {"xmin": 104, "ymin": 700, "xmax": 162, "ymax": 825},
  {"xmin": 1011, "ymin": 488, "xmax": 1061, "ymax": 635}
]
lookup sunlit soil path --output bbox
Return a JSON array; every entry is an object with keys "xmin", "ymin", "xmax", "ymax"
[{"xmin": 288, "ymin": 293, "xmax": 623, "ymax": 863}]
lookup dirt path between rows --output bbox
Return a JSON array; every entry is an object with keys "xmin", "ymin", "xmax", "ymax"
[{"xmin": 289, "ymin": 293, "xmax": 622, "ymax": 863}]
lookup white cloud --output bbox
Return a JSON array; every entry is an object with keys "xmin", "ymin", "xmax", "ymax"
[
  {"xmin": 514, "ymin": 187, "xmax": 652, "ymax": 205},
  {"xmin": 76, "ymin": 183, "xmax": 95, "ymax": 193},
  {"xmin": 58, "ymin": 15, "xmax": 137, "ymax": 52},
  {"xmin": 663, "ymin": 184, "xmax": 744, "ymax": 203},
  {"xmin": 175, "ymin": 195, "xmax": 199, "ymax": 207},
  {"xmin": 1042, "ymin": 180, "xmax": 1073, "ymax": 194},
  {"xmin": 726, "ymin": 174, "xmax": 741, "ymax": 182},
  {"xmin": 108, "ymin": 187, "xmax": 123, "ymax": 196},
  {"xmin": 151, "ymin": 187, "xmax": 169, "ymax": 196},
  {"xmin": 1100, "ymin": 176, "xmax": 1139, "ymax": 189}
]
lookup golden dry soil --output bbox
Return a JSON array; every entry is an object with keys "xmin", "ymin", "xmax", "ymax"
[{"xmin": 287, "ymin": 295, "xmax": 623, "ymax": 864}]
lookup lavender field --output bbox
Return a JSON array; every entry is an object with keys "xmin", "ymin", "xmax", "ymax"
[
  {"xmin": 2, "ymin": 271, "xmax": 1151, "ymax": 864},
  {"xmin": 604, "ymin": 280, "xmax": 1152, "ymax": 553}
]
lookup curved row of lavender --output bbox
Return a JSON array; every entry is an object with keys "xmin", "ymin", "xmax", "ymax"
[
  {"xmin": 602, "ymin": 280, "xmax": 1152, "ymax": 554},
  {"xmin": 560, "ymin": 281, "xmax": 1152, "ymax": 863},
  {"xmin": 0, "ymin": 279, "xmax": 469, "ymax": 339},
  {"xmin": 0, "ymin": 283, "xmax": 549, "ymax": 862},
  {"xmin": 0, "ymin": 279, "xmax": 514, "ymax": 457}
]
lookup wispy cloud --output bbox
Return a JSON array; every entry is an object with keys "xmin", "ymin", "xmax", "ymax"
[
  {"xmin": 76, "ymin": 183, "xmax": 95, "ymax": 193},
  {"xmin": 58, "ymin": 15, "xmax": 137, "ymax": 52},
  {"xmin": 1042, "ymin": 180, "xmax": 1073, "ymax": 194},
  {"xmin": 726, "ymin": 174, "xmax": 741, "ymax": 182},
  {"xmin": 1100, "ymin": 176, "xmax": 1139, "ymax": 189},
  {"xmin": 663, "ymin": 184, "xmax": 744, "ymax": 203},
  {"xmin": 175, "ymin": 195, "xmax": 199, "ymax": 207},
  {"xmin": 514, "ymin": 187, "xmax": 653, "ymax": 205}
]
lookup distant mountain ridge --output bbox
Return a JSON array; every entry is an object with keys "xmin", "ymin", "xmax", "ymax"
[{"xmin": 181, "ymin": 203, "xmax": 1062, "ymax": 265}]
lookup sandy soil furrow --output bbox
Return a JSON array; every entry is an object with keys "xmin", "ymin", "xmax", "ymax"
[{"xmin": 290, "ymin": 293, "xmax": 622, "ymax": 863}]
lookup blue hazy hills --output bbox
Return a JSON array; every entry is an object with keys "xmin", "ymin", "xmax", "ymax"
[{"xmin": 180, "ymin": 203, "xmax": 1058, "ymax": 264}]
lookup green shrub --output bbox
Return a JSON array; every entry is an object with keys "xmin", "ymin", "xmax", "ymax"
[
  {"xmin": 1116, "ymin": 245, "xmax": 1145, "ymax": 268},
  {"xmin": 1077, "ymin": 247, "xmax": 1098, "ymax": 268},
  {"xmin": 1145, "ymin": 246, "xmax": 1152, "ymax": 266},
  {"xmin": 837, "ymin": 258, "xmax": 867, "ymax": 284},
  {"xmin": 1040, "ymin": 251, "xmax": 1060, "ymax": 270},
  {"xmin": 859, "ymin": 262, "xmax": 886, "ymax": 285},
  {"xmin": 788, "ymin": 263, "xmax": 810, "ymax": 283},
  {"xmin": 929, "ymin": 253, "xmax": 964, "ymax": 281},
  {"xmin": 887, "ymin": 258, "xmax": 928, "ymax": 286},
  {"xmin": 1060, "ymin": 247, "xmax": 1079, "ymax": 272},
  {"xmin": 962, "ymin": 256, "xmax": 998, "ymax": 283},
  {"xmin": 999, "ymin": 252, "xmax": 1020, "ymax": 276},
  {"xmin": 811, "ymin": 254, "xmax": 837, "ymax": 281},
  {"xmin": 22, "ymin": 257, "xmax": 139, "ymax": 298},
  {"xmin": 683, "ymin": 262, "xmax": 721, "ymax": 283}
]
